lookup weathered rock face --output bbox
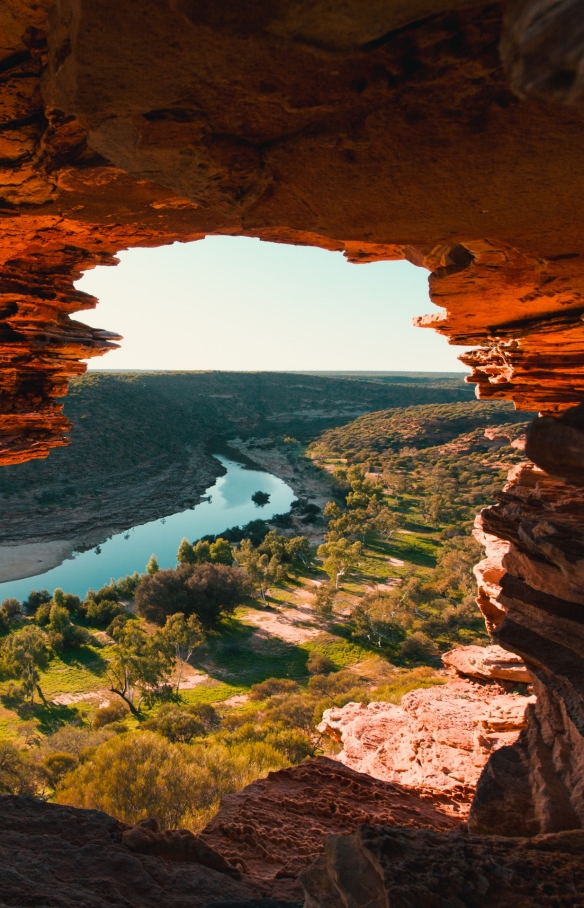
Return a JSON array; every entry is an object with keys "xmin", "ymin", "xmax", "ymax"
[
  {"xmin": 470, "ymin": 462, "xmax": 584, "ymax": 836},
  {"xmin": 300, "ymin": 824, "xmax": 584, "ymax": 908},
  {"xmin": 319, "ymin": 673, "xmax": 534, "ymax": 801},
  {"xmin": 0, "ymin": 795, "xmax": 260, "ymax": 908},
  {"xmin": 200, "ymin": 756, "xmax": 462, "ymax": 901}
]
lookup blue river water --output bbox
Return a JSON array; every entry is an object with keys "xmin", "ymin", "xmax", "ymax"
[{"xmin": 0, "ymin": 456, "xmax": 295, "ymax": 602}]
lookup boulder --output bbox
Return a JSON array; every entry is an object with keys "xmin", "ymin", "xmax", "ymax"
[{"xmin": 442, "ymin": 643, "xmax": 531, "ymax": 682}]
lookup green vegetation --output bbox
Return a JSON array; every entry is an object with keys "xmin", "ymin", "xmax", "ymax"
[{"xmin": 0, "ymin": 396, "xmax": 529, "ymax": 835}]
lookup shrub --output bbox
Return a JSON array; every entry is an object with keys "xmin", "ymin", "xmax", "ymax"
[
  {"xmin": 115, "ymin": 572, "xmax": 142, "ymax": 599},
  {"xmin": 106, "ymin": 613, "xmax": 128, "ymax": 638},
  {"xmin": 135, "ymin": 563, "xmax": 251, "ymax": 627},
  {"xmin": 92, "ymin": 700, "xmax": 129, "ymax": 729},
  {"xmin": 249, "ymin": 678, "xmax": 300, "ymax": 701},
  {"xmin": 400, "ymin": 631, "xmax": 439, "ymax": 662},
  {"xmin": 43, "ymin": 752, "xmax": 78, "ymax": 787},
  {"xmin": 143, "ymin": 704, "xmax": 205, "ymax": 743},
  {"xmin": 52, "ymin": 589, "xmax": 81, "ymax": 613},
  {"xmin": 23, "ymin": 589, "xmax": 51, "ymax": 615},
  {"xmin": 0, "ymin": 741, "xmax": 43, "ymax": 795},
  {"xmin": 307, "ymin": 651, "xmax": 336, "ymax": 675},
  {"xmin": 1, "ymin": 598, "xmax": 22, "ymax": 620},
  {"xmin": 209, "ymin": 538, "xmax": 233, "ymax": 565},
  {"xmin": 35, "ymin": 603, "xmax": 51, "ymax": 626},
  {"xmin": 85, "ymin": 598, "xmax": 124, "ymax": 626},
  {"xmin": 46, "ymin": 604, "xmax": 90, "ymax": 650},
  {"xmin": 55, "ymin": 733, "xmax": 287, "ymax": 831}
]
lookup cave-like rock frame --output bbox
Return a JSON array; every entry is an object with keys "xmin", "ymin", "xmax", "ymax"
[{"xmin": 2, "ymin": 0, "xmax": 584, "ymax": 854}]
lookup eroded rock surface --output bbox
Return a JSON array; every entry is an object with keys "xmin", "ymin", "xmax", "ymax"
[
  {"xmin": 442, "ymin": 643, "xmax": 531, "ymax": 682},
  {"xmin": 200, "ymin": 756, "xmax": 462, "ymax": 901},
  {"xmin": 0, "ymin": 796, "xmax": 260, "ymax": 908},
  {"xmin": 300, "ymin": 824, "xmax": 584, "ymax": 908},
  {"xmin": 319, "ymin": 674, "xmax": 534, "ymax": 800}
]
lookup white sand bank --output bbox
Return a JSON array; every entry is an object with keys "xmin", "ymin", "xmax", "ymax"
[{"xmin": 0, "ymin": 540, "xmax": 74, "ymax": 583}]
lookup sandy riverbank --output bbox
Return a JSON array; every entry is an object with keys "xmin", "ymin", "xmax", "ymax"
[{"xmin": 0, "ymin": 540, "xmax": 74, "ymax": 584}]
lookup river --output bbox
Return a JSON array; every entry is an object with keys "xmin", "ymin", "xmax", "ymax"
[{"xmin": 0, "ymin": 455, "xmax": 295, "ymax": 602}]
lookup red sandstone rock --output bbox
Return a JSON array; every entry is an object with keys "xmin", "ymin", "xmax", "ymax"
[
  {"xmin": 318, "ymin": 676, "xmax": 534, "ymax": 799},
  {"xmin": 200, "ymin": 756, "xmax": 463, "ymax": 901},
  {"xmin": 442, "ymin": 643, "xmax": 531, "ymax": 683}
]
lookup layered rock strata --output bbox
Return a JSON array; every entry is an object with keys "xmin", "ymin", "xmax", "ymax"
[
  {"xmin": 319, "ymin": 670, "xmax": 533, "ymax": 801},
  {"xmin": 471, "ymin": 461, "xmax": 584, "ymax": 835}
]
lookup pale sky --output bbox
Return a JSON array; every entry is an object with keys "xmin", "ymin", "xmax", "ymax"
[{"xmin": 77, "ymin": 236, "xmax": 470, "ymax": 372}]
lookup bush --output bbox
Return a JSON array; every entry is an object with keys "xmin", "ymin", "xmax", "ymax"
[
  {"xmin": 56, "ymin": 733, "xmax": 288, "ymax": 831},
  {"xmin": 115, "ymin": 572, "xmax": 142, "ymax": 599},
  {"xmin": 1, "ymin": 598, "xmax": 22, "ymax": 620},
  {"xmin": 43, "ymin": 752, "xmax": 78, "ymax": 787},
  {"xmin": 143, "ymin": 704, "xmax": 205, "ymax": 743},
  {"xmin": 93, "ymin": 700, "xmax": 129, "ymax": 729},
  {"xmin": 307, "ymin": 651, "xmax": 336, "ymax": 675},
  {"xmin": 46, "ymin": 604, "xmax": 90, "ymax": 650},
  {"xmin": 0, "ymin": 741, "xmax": 42, "ymax": 795},
  {"xmin": 35, "ymin": 603, "xmax": 51, "ymax": 626},
  {"xmin": 249, "ymin": 678, "xmax": 299, "ymax": 701},
  {"xmin": 400, "ymin": 631, "xmax": 439, "ymax": 662},
  {"xmin": 53, "ymin": 589, "xmax": 81, "ymax": 613},
  {"xmin": 135, "ymin": 563, "xmax": 251, "ymax": 627},
  {"xmin": 85, "ymin": 598, "xmax": 124, "ymax": 626},
  {"xmin": 106, "ymin": 613, "xmax": 128, "ymax": 638},
  {"xmin": 23, "ymin": 589, "xmax": 51, "ymax": 615}
]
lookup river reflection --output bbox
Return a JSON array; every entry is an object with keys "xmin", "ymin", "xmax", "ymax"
[{"xmin": 0, "ymin": 456, "xmax": 295, "ymax": 602}]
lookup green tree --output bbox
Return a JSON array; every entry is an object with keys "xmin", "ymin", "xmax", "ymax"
[
  {"xmin": 161, "ymin": 612, "xmax": 204, "ymax": 694},
  {"xmin": 146, "ymin": 555, "xmax": 160, "ymax": 575},
  {"xmin": 236, "ymin": 539, "xmax": 285, "ymax": 605},
  {"xmin": 106, "ymin": 624, "xmax": 173, "ymax": 716},
  {"xmin": 209, "ymin": 537, "xmax": 233, "ymax": 565},
  {"xmin": 192, "ymin": 540, "xmax": 211, "ymax": 563},
  {"xmin": 177, "ymin": 538, "xmax": 196, "ymax": 565},
  {"xmin": 317, "ymin": 538, "xmax": 362, "ymax": 589},
  {"xmin": 46, "ymin": 604, "xmax": 89, "ymax": 650},
  {"xmin": 0, "ymin": 626, "xmax": 49, "ymax": 705},
  {"xmin": 314, "ymin": 582, "xmax": 336, "ymax": 617},
  {"xmin": 374, "ymin": 507, "xmax": 402, "ymax": 541}
]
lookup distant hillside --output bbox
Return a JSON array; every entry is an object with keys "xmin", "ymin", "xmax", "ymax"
[
  {"xmin": 309, "ymin": 400, "xmax": 534, "ymax": 531},
  {"xmin": 0, "ymin": 371, "xmax": 474, "ymax": 545}
]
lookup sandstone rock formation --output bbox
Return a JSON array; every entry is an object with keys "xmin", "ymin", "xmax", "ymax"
[
  {"xmin": 319, "ymin": 673, "xmax": 534, "ymax": 799},
  {"xmin": 442, "ymin": 643, "xmax": 531, "ymax": 683},
  {"xmin": 200, "ymin": 756, "xmax": 462, "ymax": 901},
  {"xmin": 1, "ymin": 0, "xmax": 584, "ymax": 855},
  {"xmin": 0, "ymin": 795, "xmax": 260, "ymax": 908},
  {"xmin": 300, "ymin": 823, "xmax": 584, "ymax": 908}
]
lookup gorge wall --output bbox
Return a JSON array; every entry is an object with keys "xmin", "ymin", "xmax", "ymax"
[{"xmin": 2, "ymin": 0, "xmax": 584, "ymax": 851}]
